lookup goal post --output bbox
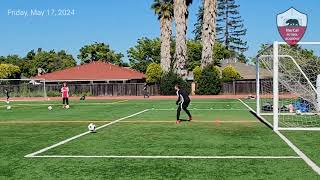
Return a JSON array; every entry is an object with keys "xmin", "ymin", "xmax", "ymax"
[
  {"xmin": 273, "ymin": 41, "xmax": 279, "ymax": 131},
  {"xmin": 256, "ymin": 41, "xmax": 320, "ymax": 131},
  {"xmin": 0, "ymin": 79, "xmax": 47, "ymax": 100}
]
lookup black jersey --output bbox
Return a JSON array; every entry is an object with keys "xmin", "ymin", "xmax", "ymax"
[
  {"xmin": 176, "ymin": 89, "xmax": 190, "ymax": 104},
  {"xmin": 5, "ymin": 90, "xmax": 9, "ymax": 98}
]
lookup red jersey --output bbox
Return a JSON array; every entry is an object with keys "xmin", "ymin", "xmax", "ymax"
[{"xmin": 61, "ymin": 87, "xmax": 69, "ymax": 98}]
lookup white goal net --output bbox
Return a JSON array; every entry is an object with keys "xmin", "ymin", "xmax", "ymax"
[
  {"xmin": 0, "ymin": 79, "xmax": 47, "ymax": 101},
  {"xmin": 256, "ymin": 42, "xmax": 320, "ymax": 131}
]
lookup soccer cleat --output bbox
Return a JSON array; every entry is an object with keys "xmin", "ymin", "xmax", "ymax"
[
  {"xmin": 189, "ymin": 117, "xmax": 193, "ymax": 121},
  {"xmin": 176, "ymin": 120, "xmax": 181, "ymax": 124}
]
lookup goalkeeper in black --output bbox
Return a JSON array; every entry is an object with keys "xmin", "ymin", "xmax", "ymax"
[
  {"xmin": 5, "ymin": 89, "xmax": 10, "ymax": 103},
  {"xmin": 175, "ymin": 84, "xmax": 192, "ymax": 124}
]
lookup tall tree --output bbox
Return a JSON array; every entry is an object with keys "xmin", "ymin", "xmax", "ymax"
[
  {"xmin": 0, "ymin": 50, "xmax": 76, "ymax": 78},
  {"xmin": 151, "ymin": 0, "xmax": 173, "ymax": 73},
  {"xmin": 0, "ymin": 64, "xmax": 21, "ymax": 79},
  {"xmin": 0, "ymin": 55, "xmax": 22, "ymax": 67},
  {"xmin": 201, "ymin": 0, "xmax": 217, "ymax": 68},
  {"xmin": 128, "ymin": 37, "xmax": 161, "ymax": 73},
  {"xmin": 173, "ymin": 0, "xmax": 192, "ymax": 77},
  {"xmin": 193, "ymin": 6, "xmax": 204, "ymax": 41},
  {"xmin": 29, "ymin": 49, "xmax": 76, "ymax": 77},
  {"xmin": 216, "ymin": 0, "xmax": 247, "ymax": 52},
  {"xmin": 187, "ymin": 40, "xmax": 202, "ymax": 71},
  {"xmin": 78, "ymin": 42, "xmax": 124, "ymax": 65},
  {"xmin": 128, "ymin": 37, "xmax": 208, "ymax": 73}
]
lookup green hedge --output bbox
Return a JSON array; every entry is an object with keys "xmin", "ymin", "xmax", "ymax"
[
  {"xmin": 146, "ymin": 63, "xmax": 163, "ymax": 83},
  {"xmin": 196, "ymin": 65, "xmax": 222, "ymax": 95},
  {"xmin": 160, "ymin": 71, "xmax": 190, "ymax": 95},
  {"xmin": 222, "ymin": 65, "xmax": 241, "ymax": 81}
]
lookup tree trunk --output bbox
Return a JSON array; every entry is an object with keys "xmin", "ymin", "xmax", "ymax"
[
  {"xmin": 160, "ymin": 17, "xmax": 172, "ymax": 73},
  {"xmin": 174, "ymin": 0, "xmax": 188, "ymax": 77},
  {"xmin": 201, "ymin": 0, "xmax": 217, "ymax": 68}
]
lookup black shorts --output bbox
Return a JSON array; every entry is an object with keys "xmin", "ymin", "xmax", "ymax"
[
  {"xmin": 63, "ymin": 97, "xmax": 69, "ymax": 105},
  {"xmin": 179, "ymin": 100, "xmax": 190, "ymax": 109}
]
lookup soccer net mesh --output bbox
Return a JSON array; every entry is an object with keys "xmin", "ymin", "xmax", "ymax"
[
  {"xmin": 0, "ymin": 79, "xmax": 46, "ymax": 101},
  {"xmin": 257, "ymin": 42, "xmax": 320, "ymax": 130}
]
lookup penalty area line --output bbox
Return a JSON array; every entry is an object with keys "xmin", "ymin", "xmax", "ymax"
[
  {"xmin": 24, "ymin": 109, "xmax": 149, "ymax": 158},
  {"xmin": 27, "ymin": 155, "xmax": 300, "ymax": 159}
]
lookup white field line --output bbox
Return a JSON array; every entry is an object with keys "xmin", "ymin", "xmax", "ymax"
[
  {"xmin": 238, "ymin": 99, "xmax": 320, "ymax": 175},
  {"xmin": 190, "ymin": 101, "xmax": 255, "ymax": 104},
  {"xmin": 29, "ymin": 155, "xmax": 300, "ymax": 159},
  {"xmin": 0, "ymin": 121, "xmax": 113, "ymax": 124},
  {"xmin": 118, "ymin": 120, "xmax": 258, "ymax": 123},
  {"xmin": 278, "ymin": 127, "xmax": 320, "ymax": 131},
  {"xmin": 275, "ymin": 131, "xmax": 320, "ymax": 175},
  {"xmin": 1, "ymin": 100, "xmax": 129, "ymax": 107},
  {"xmin": 1, "ymin": 120, "xmax": 259, "ymax": 124},
  {"xmin": 2, "ymin": 100, "xmax": 253, "ymax": 103},
  {"xmin": 150, "ymin": 108, "xmax": 247, "ymax": 111},
  {"xmin": 24, "ymin": 109, "xmax": 149, "ymax": 158},
  {"xmin": 237, "ymin": 99, "xmax": 274, "ymax": 128},
  {"xmin": 2, "ymin": 99, "xmax": 47, "ymax": 102},
  {"xmin": 261, "ymin": 112, "xmax": 319, "ymax": 116}
]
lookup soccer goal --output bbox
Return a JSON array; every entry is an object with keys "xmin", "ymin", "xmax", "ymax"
[
  {"xmin": 0, "ymin": 79, "xmax": 47, "ymax": 100},
  {"xmin": 256, "ymin": 41, "xmax": 320, "ymax": 131}
]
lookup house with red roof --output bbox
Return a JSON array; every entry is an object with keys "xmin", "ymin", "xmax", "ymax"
[{"xmin": 33, "ymin": 61, "xmax": 145, "ymax": 83}]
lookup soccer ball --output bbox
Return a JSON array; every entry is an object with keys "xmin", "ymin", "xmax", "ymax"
[
  {"xmin": 88, "ymin": 123, "xmax": 96, "ymax": 132},
  {"xmin": 65, "ymin": 105, "xmax": 70, "ymax": 109},
  {"xmin": 296, "ymin": 110, "xmax": 302, "ymax": 115},
  {"xmin": 7, "ymin": 106, "xmax": 11, "ymax": 110},
  {"xmin": 48, "ymin": 106, "xmax": 53, "ymax": 110},
  {"xmin": 6, "ymin": 101, "xmax": 9, "ymax": 104}
]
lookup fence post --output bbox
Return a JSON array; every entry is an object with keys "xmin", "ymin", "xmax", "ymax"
[
  {"xmin": 191, "ymin": 82, "xmax": 196, "ymax": 95},
  {"xmin": 233, "ymin": 80, "xmax": 236, "ymax": 95},
  {"xmin": 43, "ymin": 79, "xmax": 47, "ymax": 100}
]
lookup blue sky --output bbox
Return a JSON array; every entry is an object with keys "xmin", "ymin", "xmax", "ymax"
[{"xmin": 0, "ymin": 0, "xmax": 319, "ymax": 64}]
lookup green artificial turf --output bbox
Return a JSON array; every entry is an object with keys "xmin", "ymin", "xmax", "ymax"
[{"xmin": 0, "ymin": 99, "xmax": 319, "ymax": 179}]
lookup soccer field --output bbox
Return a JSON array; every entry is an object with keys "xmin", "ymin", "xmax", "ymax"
[{"xmin": 1, "ymin": 99, "xmax": 320, "ymax": 179}]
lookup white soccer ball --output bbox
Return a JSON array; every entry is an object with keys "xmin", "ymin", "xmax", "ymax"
[
  {"xmin": 48, "ymin": 106, "xmax": 53, "ymax": 110},
  {"xmin": 6, "ymin": 101, "xmax": 9, "ymax": 104},
  {"xmin": 65, "ymin": 105, "xmax": 70, "ymax": 109},
  {"xmin": 296, "ymin": 110, "xmax": 302, "ymax": 115},
  {"xmin": 7, "ymin": 106, "xmax": 11, "ymax": 110},
  {"xmin": 88, "ymin": 123, "xmax": 96, "ymax": 132}
]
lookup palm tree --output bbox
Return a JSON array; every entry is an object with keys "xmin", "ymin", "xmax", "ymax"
[
  {"xmin": 173, "ymin": 0, "xmax": 193, "ymax": 77},
  {"xmin": 152, "ymin": 0, "xmax": 174, "ymax": 73},
  {"xmin": 201, "ymin": 0, "xmax": 217, "ymax": 68}
]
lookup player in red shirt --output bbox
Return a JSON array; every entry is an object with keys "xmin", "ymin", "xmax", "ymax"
[{"xmin": 61, "ymin": 82, "xmax": 69, "ymax": 108}]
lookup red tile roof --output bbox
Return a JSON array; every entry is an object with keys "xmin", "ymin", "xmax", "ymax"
[{"xmin": 33, "ymin": 61, "xmax": 145, "ymax": 81}]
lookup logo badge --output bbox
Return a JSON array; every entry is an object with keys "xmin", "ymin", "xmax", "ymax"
[{"xmin": 277, "ymin": 7, "xmax": 308, "ymax": 45}]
